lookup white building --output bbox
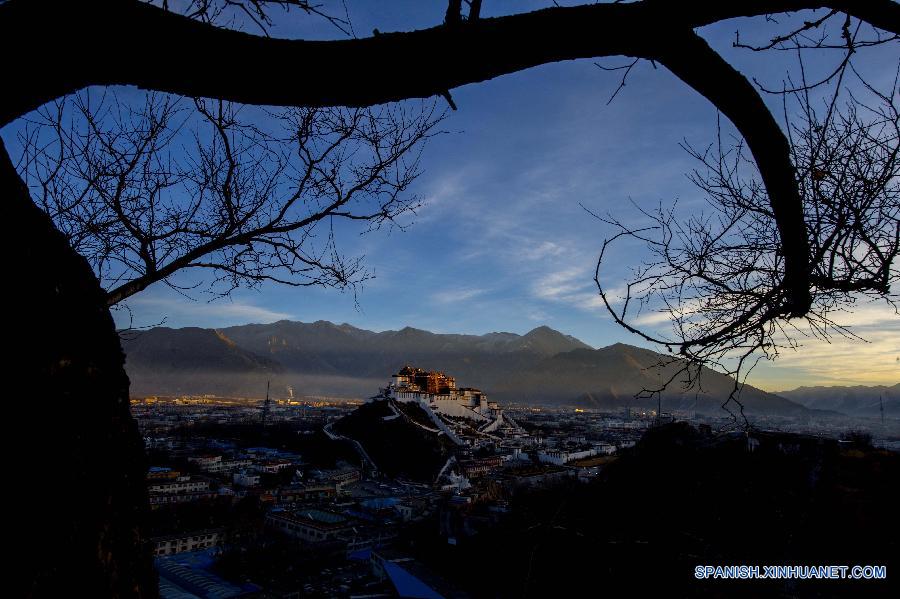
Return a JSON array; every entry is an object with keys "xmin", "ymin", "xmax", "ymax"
[
  {"xmin": 153, "ymin": 529, "xmax": 222, "ymax": 556},
  {"xmin": 371, "ymin": 366, "xmax": 521, "ymax": 445},
  {"xmin": 537, "ymin": 448, "xmax": 599, "ymax": 465},
  {"xmin": 233, "ymin": 471, "xmax": 261, "ymax": 487},
  {"xmin": 148, "ymin": 476, "xmax": 209, "ymax": 495},
  {"xmin": 188, "ymin": 455, "xmax": 222, "ymax": 470},
  {"xmin": 258, "ymin": 460, "xmax": 293, "ymax": 474}
]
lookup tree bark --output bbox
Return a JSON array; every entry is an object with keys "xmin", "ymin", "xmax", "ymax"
[
  {"xmin": 1, "ymin": 0, "xmax": 897, "ymax": 125},
  {"xmin": 653, "ymin": 31, "xmax": 813, "ymax": 315},
  {"xmin": 2, "ymin": 138, "xmax": 156, "ymax": 597}
]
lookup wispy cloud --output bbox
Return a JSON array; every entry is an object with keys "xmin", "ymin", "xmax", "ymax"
[
  {"xmin": 631, "ymin": 310, "xmax": 675, "ymax": 327},
  {"xmin": 123, "ymin": 295, "xmax": 293, "ymax": 328},
  {"xmin": 430, "ymin": 287, "xmax": 487, "ymax": 305},
  {"xmin": 524, "ymin": 241, "xmax": 567, "ymax": 261},
  {"xmin": 413, "ymin": 168, "xmax": 483, "ymax": 224},
  {"xmin": 531, "ymin": 266, "xmax": 617, "ymax": 313},
  {"xmin": 532, "ymin": 266, "xmax": 590, "ymax": 301}
]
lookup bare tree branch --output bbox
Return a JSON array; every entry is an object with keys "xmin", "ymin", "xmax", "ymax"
[
  {"xmin": 3, "ymin": 1, "xmax": 899, "ymax": 126},
  {"xmin": 592, "ymin": 62, "xmax": 899, "ymax": 419},
  {"xmin": 18, "ymin": 92, "xmax": 444, "ymax": 306},
  {"xmin": 5, "ymin": 0, "xmax": 897, "ymax": 328}
]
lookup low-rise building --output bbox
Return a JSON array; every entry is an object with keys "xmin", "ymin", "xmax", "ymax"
[
  {"xmin": 459, "ymin": 456, "xmax": 505, "ymax": 478},
  {"xmin": 233, "ymin": 471, "xmax": 261, "ymax": 487},
  {"xmin": 148, "ymin": 490, "xmax": 216, "ymax": 506},
  {"xmin": 266, "ymin": 509, "xmax": 353, "ymax": 543},
  {"xmin": 276, "ymin": 483, "xmax": 336, "ymax": 504},
  {"xmin": 329, "ymin": 467, "xmax": 362, "ymax": 489},
  {"xmin": 152, "ymin": 529, "xmax": 223, "ymax": 556},
  {"xmin": 148, "ymin": 476, "xmax": 209, "ymax": 495},
  {"xmin": 258, "ymin": 460, "xmax": 294, "ymax": 474},
  {"xmin": 147, "ymin": 467, "xmax": 180, "ymax": 480},
  {"xmin": 188, "ymin": 455, "xmax": 222, "ymax": 470},
  {"xmin": 537, "ymin": 448, "xmax": 598, "ymax": 465}
]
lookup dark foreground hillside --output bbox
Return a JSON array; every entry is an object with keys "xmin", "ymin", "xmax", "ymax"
[
  {"xmin": 332, "ymin": 400, "xmax": 456, "ymax": 481},
  {"xmin": 401, "ymin": 423, "xmax": 899, "ymax": 597}
]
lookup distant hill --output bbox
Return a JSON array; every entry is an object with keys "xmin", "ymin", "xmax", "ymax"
[
  {"xmin": 217, "ymin": 320, "xmax": 590, "ymax": 378},
  {"xmin": 778, "ymin": 383, "xmax": 900, "ymax": 419},
  {"xmin": 121, "ymin": 320, "xmax": 808, "ymax": 417},
  {"xmin": 492, "ymin": 344, "xmax": 807, "ymax": 417},
  {"xmin": 123, "ymin": 327, "xmax": 284, "ymax": 397}
]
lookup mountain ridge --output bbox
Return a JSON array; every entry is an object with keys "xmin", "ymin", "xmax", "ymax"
[
  {"xmin": 121, "ymin": 320, "xmax": 809, "ymax": 417},
  {"xmin": 777, "ymin": 383, "xmax": 900, "ymax": 418}
]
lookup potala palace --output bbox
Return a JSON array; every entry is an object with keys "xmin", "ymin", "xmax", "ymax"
[{"xmin": 370, "ymin": 365, "xmax": 523, "ymax": 443}]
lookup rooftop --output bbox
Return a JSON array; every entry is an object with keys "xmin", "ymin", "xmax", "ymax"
[{"xmin": 270, "ymin": 508, "xmax": 350, "ymax": 529}]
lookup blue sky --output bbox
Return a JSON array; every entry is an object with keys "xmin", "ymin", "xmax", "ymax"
[{"xmin": 4, "ymin": 1, "xmax": 898, "ymax": 390}]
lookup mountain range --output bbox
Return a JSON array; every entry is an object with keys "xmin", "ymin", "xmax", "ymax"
[
  {"xmin": 120, "ymin": 320, "xmax": 864, "ymax": 418},
  {"xmin": 778, "ymin": 384, "xmax": 900, "ymax": 419}
]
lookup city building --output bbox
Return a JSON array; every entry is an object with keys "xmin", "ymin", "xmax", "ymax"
[
  {"xmin": 266, "ymin": 509, "xmax": 354, "ymax": 543},
  {"xmin": 152, "ymin": 529, "xmax": 223, "ymax": 556},
  {"xmin": 148, "ymin": 476, "xmax": 209, "ymax": 495}
]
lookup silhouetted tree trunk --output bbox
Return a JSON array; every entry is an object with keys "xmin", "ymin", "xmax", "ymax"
[{"xmin": 2, "ymin": 138, "xmax": 156, "ymax": 597}]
